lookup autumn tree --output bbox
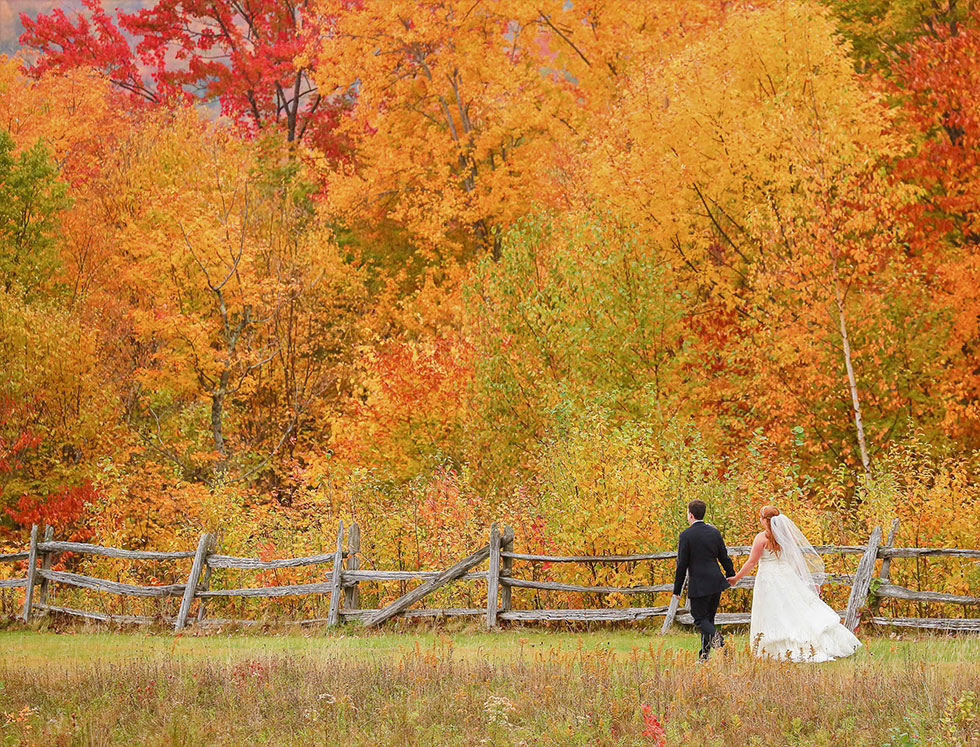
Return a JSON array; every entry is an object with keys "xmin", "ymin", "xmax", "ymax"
[
  {"xmin": 93, "ymin": 108, "xmax": 365, "ymax": 487},
  {"xmin": 888, "ymin": 8, "xmax": 980, "ymax": 448},
  {"xmin": 0, "ymin": 63, "xmax": 124, "ymax": 537},
  {"xmin": 19, "ymin": 0, "xmax": 347, "ymax": 149},
  {"xmin": 582, "ymin": 0, "xmax": 938, "ymax": 481},
  {"xmin": 310, "ymin": 0, "xmax": 746, "ymax": 260}
]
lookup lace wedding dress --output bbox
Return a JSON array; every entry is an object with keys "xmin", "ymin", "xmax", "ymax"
[{"xmin": 749, "ymin": 547, "xmax": 862, "ymax": 663}]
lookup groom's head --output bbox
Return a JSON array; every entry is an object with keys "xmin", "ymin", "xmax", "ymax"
[{"xmin": 687, "ymin": 500, "xmax": 707, "ymax": 524}]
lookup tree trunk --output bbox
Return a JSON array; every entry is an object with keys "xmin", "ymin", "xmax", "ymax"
[
  {"xmin": 211, "ymin": 371, "xmax": 229, "ymax": 458},
  {"xmin": 834, "ymin": 280, "xmax": 871, "ymax": 481}
]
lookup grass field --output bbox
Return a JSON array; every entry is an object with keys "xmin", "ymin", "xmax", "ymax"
[{"xmin": 1, "ymin": 623, "xmax": 979, "ymax": 746}]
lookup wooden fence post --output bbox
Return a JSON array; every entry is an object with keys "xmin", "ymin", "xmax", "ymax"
[
  {"xmin": 343, "ymin": 523, "xmax": 360, "ymax": 613},
  {"xmin": 21, "ymin": 525, "xmax": 39, "ymax": 622},
  {"xmin": 486, "ymin": 523, "xmax": 501, "ymax": 628},
  {"xmin": 844, "ymin": 525, "xmax": 883, "ymax": 631},
  {"xmin": 175, "ymin": 533, "xmax": 211, "ymax": 632},
  {"xmin": 500, "ymin": 526, "xmax": 514, "ymax": 615},
  {"xmin": 37, "ymin": 525, "xmax": 55, "ymax": 612},
  {"xmin": 871, "ymin": 518, "xmax": 900, "ymax": 617},
  {"xmin": 196, "ymin": 533, "xmax": 218, "ymax": 624},
  {"xmin": 660, "ymin": 575, "xmax": 687, "ymax": 635},
  {"xmin": 326, "ymin": 520, "xmax": 344, "ymax": 627}
]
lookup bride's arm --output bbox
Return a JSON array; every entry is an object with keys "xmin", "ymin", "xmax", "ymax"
[{"xmin": 729, "ymin": 533, "xmax": 766, "ymax": 585}]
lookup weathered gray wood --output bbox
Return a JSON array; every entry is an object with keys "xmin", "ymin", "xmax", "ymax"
[
  {"xmin": 21, "ymin": 525, "xmax": 38, "ymax": 622},
  {"xmin": 197, "ymin": 581, "xmax": 337, "ymax": 598},
  {"xmin": 196, "ymin": 617, "xmax": 260, "ymax": 627},
  {"xmin": 196, "ymin": 608, "xmax": 488, "ymax": 627},
  {"xmin": 13, "ymin": 518, "xmax": 980, "ymax": 632},
  {"xmin": 502, "ymin": 550, "xmax": 680, "ymax": 563},
  {"xmin": 875, "ymin": 583, "xmax": 980, "ymax": 606},
  {"xmin": 870, "ymin": 616, "xmax": 980, "ymax": 631},
  {"xmin": 196, "ymin": 565, "xmax": 213, "ymax": 623},
  {"xmin": 503, "ymin": 578, "xmax": 674, "ymax": 594},
  {"xmin": 500, "ymin": 526, "xmax": 514, "ymax": 614},
  {"xmin": 343, "ymin": 523, "xmax": 360, "ymax": 611},
  {"xmin": 37, "ymin": 541, "xmax": 195, "ymax": 560},
  {"xmin": 37, "ymin": 526, "xmax": 55, "ymax": 610},
  {"xmin": 678, "ymin": 608, "xmax": 857, "ymax": 626},
  {"xmin": 676, "ymin": 609, "xmax": 844, "ymax": 626},
  {"xmin": 660, "ymin": 575, "xmax": 687, "ymax": 635},
  {"xmin": 39, "ymin": 569, "xmax": 185, "ymax": 597},
  {"xmin": 500, "ymin": 607, "xmax": 669, "ymax": 622},
  {"xmin": 35, "ymin": 602, "xmax": 174, "ymax": 625},
  {"xmin": 343, "ymin": 608, "xmax": 485, "ymax": 620},
  {"xmin": 879, "ymin": 519, "xmax": 901, "ymax": 581},
  {"xmin": 174, "ymin": 533, "xmax": 211, "ymax": 631},
  {"xmin": 675, "ymin": 611, "xmax": 753, "ymax": 625},
  {"xmin": 486, "ymin": 523, "xmax": 501, "ymax": 628},
  {"xmin": 341, "ymin": 570, "xmax": 491, "ymax": 583},
  {"xmin": 844, "ymin": 525, "xmax": 883, "ymax": 631},
  {"xmin": 206, "ymin": 552, "xmax": 342, "ymax": 570},
  {"xmin": 877, "ymin": 547, "xmax": 980, "ymax": 559},
  {"xmin": 872, "ymin": 518, "xmax": 901, "ymax": 616},
  {"xmin": 364, "ymin": 527, "xmax": 514, "ymax": 629},
  {"xmin": 728, "ymin": 574, "xmax": 855, "ymax": 590},
  {"xmin": 361, "ymin": 544, "xmax": 491, "ymax": 628},
  {"xmin": 809, "ymin": 545, "xmax": 870, "ymax": 554},
  {"xmin": 660, "ymin": 595, "xmax": 682, "ymax": 634},
  {"xmin": 501, "ymin": 545, "xmax": 867, "ymax": 563},
  {"xmin": 676, "ymin": 609, "xmax": 857, "ymax": 626},
  {"xmin": 326, "ymin": 520, "xmax": 344, "ymax": 627}
]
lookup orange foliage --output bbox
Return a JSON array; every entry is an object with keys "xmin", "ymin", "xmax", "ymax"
[{"xmin": 3, "ymin": 1, "xmax": 980, "ymax": 613}]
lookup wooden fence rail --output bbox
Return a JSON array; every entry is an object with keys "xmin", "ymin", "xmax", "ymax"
[{"xmin": 2, "ymin": 519, "xmax": 978, "ymax": 632}]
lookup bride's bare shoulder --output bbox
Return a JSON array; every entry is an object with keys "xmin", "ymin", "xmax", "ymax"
[{"xmin": 752, "ymin": 531, "xmax": 768, "ymax": 545}]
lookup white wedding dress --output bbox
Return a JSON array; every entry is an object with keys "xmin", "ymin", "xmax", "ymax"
[{"xmin": 750, "ymin": 548, "xmax": 862, "ymax": 663}]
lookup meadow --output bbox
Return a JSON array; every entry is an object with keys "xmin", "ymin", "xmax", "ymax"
[{"xmin": 1, "ymin": 625, "xmax": 978, "ymax": 746}]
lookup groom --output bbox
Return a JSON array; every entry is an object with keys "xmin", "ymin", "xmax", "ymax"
[{"xmin": 672, "ymin": 500, "xmax": 736, "ymax": 661}]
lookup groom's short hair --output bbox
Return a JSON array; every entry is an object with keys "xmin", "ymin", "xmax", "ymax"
[{"xmin": 688, "ymin": 500, "xmax": 707, "ymax": 520}]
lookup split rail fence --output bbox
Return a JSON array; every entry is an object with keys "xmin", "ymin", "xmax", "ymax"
[{"xmin": 1, "ymin": 519, "xmax": 978, "ymax": 632}]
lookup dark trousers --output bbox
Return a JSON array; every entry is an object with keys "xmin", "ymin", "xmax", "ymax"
[{"xmin": 689, "ymin": 591, "xmax": 722, "ymax": 659}]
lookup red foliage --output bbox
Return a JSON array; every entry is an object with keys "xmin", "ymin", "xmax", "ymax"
[
  {"xmin": 6, "ymin": 481, "xmax": 98, "ymax": 537},
  {"xmin": 889, "ymin": 10, "xmax": 980, "ymax": 443},
  {"xmin": 19, "ymin": 0, "xmax": 150, "ymax": 100},
  {"xmin": 20, "ymin": 0, "xmax": 353, "ymax": 151},
  {"xmin": 641, "ymin": 705, "xmax": 668, "ymax": 745},
  {"xmin": 890, "ymin": 10, "xmax": 980, "ymax": 245}
]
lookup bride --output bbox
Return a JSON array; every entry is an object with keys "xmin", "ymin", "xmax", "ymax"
[{"xmin": 727, "ymin": 506, "xmax": 861, "ymax": 662}]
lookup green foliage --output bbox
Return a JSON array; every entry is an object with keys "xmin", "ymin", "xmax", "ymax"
[
  {"xmin": 0, "ymin": 130, "xmax": 69, "ymax": 300},
  {"xmin": 465, "ymin": 214, "xmax": 690, "ymax": 477},
  {"xmin": 822, "ymin": 0, "xmax": 977, "ymax": 69}
]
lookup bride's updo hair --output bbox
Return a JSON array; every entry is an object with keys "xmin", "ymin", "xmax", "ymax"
[{"xmin": 761, "ymin": 506, "xmax": 781, "ymax": 552}]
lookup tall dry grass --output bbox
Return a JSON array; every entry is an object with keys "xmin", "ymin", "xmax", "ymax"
[{"xmin": 1, "ymin": 632, "xmax": 978, "ymax": 746}]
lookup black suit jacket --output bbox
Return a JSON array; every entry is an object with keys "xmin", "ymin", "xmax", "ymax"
[{"xmin": 673, "ymin": 521, "xmax": 736, "ymax": 598}]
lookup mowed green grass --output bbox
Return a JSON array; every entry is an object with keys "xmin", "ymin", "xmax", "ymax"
[
  {"xmin": 2, "ymin": 624, "xmax": 978, "ymax": 665},
  {"xmin": 1, "ymin": 624, "xmax": 979, "ymax": 746}
]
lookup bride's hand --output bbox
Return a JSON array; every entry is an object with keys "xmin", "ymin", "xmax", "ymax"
[{"xmin": 727, "ymin": 577, "xmax": 737, "ymax": 587}]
